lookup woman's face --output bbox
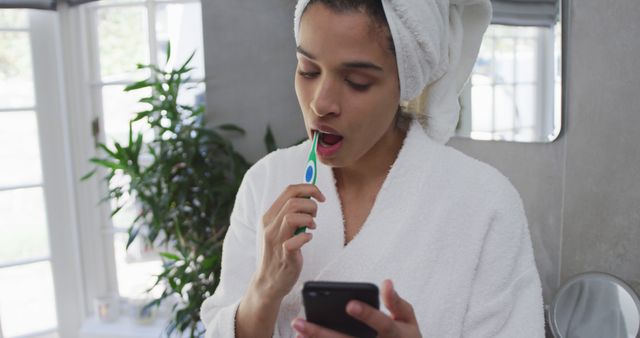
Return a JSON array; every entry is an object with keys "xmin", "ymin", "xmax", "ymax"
[{"xmin": 295, "ymin": 3, "xmax": 401, "ymax": 169}]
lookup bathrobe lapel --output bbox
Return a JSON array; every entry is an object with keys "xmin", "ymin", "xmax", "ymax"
[
  {"xmin": 279, "ymin": 121, "xmax": 438, "ymax": 329},
  {"xmin": 312, "ymin": 120, "xmax": 436, "ymax": 282}
]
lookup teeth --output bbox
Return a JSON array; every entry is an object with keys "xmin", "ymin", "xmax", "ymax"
[{"xmin": 318, "ymin": 134, "xmax": 328, "ymax": 146}]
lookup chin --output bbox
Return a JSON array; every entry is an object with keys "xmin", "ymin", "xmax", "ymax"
[{"xmin": 317, "ymin": 156, "xmax": 348, "ymax": 168}]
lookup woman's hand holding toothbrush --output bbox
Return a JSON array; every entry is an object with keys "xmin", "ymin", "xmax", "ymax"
[
  {"xmin": 236, "ymin": 184, "xmax": 325, "ymax": 338},
  {"xmin": 255, "ymin": 183, "xmax": 325, "ymax": 299}
]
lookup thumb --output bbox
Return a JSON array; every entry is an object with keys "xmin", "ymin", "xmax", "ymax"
[{"xmin": 382, "ymin": 279, "xmax": 417, "ymax": 324}]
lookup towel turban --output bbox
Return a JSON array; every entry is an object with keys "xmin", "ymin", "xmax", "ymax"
[{"xmin": 294, "ymin": 0, "xmax": 492, "ymax": 144}]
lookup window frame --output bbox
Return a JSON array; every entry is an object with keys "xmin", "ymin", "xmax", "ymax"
[
  {"xmin": 29, "ymin": 8, "xmax": 87, "ymax": 338},
  {"xmin": 3, "ymin": 1, "xmax": 203, "ymax": 336},
  {"xmin": 60, "ymin": 0, "xmax": 206, "ymax": 329},
  {"xmin": 0, "ymin": 8, "xmax": 87, "ymax": 337}
]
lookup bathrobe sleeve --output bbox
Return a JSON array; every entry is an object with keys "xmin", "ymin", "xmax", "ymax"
[
  {"xmin": 461, "ymin": 183, "xmax": 545, "ymax": 338},
  {"xmin": 200, "ymin": 164, "xmax": 261, "ymax": 338}
]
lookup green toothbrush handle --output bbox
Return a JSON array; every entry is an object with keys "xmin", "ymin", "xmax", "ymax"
[{"xmin": 296, "ymin": 132, "xmax": 318, "ymax": 236}]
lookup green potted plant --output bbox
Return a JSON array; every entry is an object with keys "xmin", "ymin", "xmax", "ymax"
[{"xmin": 84, "ymin": 48, "xmax": 251, "ymax": 337}]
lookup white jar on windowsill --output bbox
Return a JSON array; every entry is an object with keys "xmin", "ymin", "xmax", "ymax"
[{"xmin": 94, "ymin": 295, "xmax": 120, "ymax": 323}]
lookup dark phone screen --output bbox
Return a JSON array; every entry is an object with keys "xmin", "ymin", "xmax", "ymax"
[{"xmin": 302, "ymin": 281, "xmax": 379, "ymax": 338}]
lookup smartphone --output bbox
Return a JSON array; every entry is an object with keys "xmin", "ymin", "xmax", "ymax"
[{"xmin": 302, "ymin": 281, "xmax": 379, "ymax": 338}]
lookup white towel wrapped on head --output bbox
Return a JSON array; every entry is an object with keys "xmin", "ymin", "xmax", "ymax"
[{"xmin": 293, "ymin": 0, "xmax": 492, "ymax": 144}]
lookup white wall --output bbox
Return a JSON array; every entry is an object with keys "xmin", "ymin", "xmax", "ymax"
[{"xmin": 203, "ymin": 0, "xmax": 303, "ymax": 161}]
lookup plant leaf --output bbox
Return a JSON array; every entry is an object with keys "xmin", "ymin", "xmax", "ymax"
[
  {"xmin": 90, "ymin": 158, "xmax": 124, "ymax": 170},
  {"xmin": 132, "ymin": 110, "xmax": 151, "ymax": 122},
  {"xmin": 216, "ymin": 124, "xmax": 245, "ymax": 135},
  {"xmin": 165, "ymin": 41, "xmax": 172, "ymax": 65},
  {"xmin": 178, "ymin": 50, "xmax": 196, "ymax": 72},
  {"xmin": 80, "ymin": 169, "xmax": 97, "ymax": 181},
  {"xmin": 97, "ymin": 143, "xmax": 118, "ymax": 158},
  {"xmin": 126, "ymin": 226, "xmax": 141, "ymax": 250},
  {"xmin": 160, "ymin": 252, "xmax": 181, "ymax": 261},
  {"xmin": 124, "ymin": 80, "xmax": 152, "ymax": 91},
  {"xmin": 110, "ymin": 205, "xmax": 123, "ymax": 217},
  {"xmin": 264, "ymin": 125, "xmax": 277, "ymax": 153}
]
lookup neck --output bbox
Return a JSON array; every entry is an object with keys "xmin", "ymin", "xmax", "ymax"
[{"xmin": 333, "ymin": 123, "xmax": 407, "ymax": 192}]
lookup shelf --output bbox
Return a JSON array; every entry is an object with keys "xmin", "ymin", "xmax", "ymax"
[{"xmin": 79, "ymin": 316, "xmax": 168, "ymax": 338}]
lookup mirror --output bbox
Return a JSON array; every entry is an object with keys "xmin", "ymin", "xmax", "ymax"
[
  {"xmin": 549, "ymin": 272, "xmax": 640, "ymax": 338},
  {"xmin": 456, "ymin": 0, "xmax": 565, "ymax": 143}
]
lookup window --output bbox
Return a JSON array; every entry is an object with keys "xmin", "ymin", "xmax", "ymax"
[
  {"xmin": 0, "ymin": 9, "xmax": 59, "ymax": 338},
  {"xmin": 1, "ymin": 1, "xmax": 207, "ymax": 335},
  {"xmin": 79, "ymin": 0, "xmax": 205, "ymax": 301}
]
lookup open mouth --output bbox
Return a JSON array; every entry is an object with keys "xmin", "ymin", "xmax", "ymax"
[
  {"xmin": 313, "ymin": 129, "xmax": 344, "ymax": 157},
  {"xmin": 317, "ymin": 131, "xmax": 343, "ymax": 147}
]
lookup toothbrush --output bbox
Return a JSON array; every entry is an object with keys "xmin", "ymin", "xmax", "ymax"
[{"xmin": 295, "ymin": 132, "xmax": 319, "ymax": 235}]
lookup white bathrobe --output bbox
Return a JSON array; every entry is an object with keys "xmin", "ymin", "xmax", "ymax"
[{"xmin": 200, "ymin": 120, "xmax": 545, "ymax": 337}]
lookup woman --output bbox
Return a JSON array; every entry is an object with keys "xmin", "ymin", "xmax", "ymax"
[{"xmin": 201, "ymin": 0, "xmax": 545, "ymax": 337}]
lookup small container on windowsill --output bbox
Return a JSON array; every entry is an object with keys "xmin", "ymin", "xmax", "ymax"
[
  {"xmin": 95, "ymin": 295, "xmax": 120, "ymax": 323},
  {"xmin": 129, "ymin": 297, "xmax": 157, "ymax": 325}
]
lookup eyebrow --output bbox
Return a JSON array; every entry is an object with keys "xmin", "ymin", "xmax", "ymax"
[{"xmin": 296, "ymin": 46, "xmax": 384, "ymax": 72}]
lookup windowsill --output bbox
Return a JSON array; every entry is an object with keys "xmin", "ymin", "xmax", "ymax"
[{"xmin": 79, "ymin": 316, "xmax": 168, "ymax": 338}]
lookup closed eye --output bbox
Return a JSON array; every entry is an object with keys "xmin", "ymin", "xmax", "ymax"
[
  {"xmin": 346, "ymin": 79, "xmax": 371, "ymax": 91},
  {"xmin": 298, "ymin": 70, "xmax": 319, "ymax": 79}
]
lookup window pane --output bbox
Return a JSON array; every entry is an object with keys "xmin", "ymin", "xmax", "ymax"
[
  {"xmin": 515, "ymin": 84, "xmax": 537, "ymax": 139},
  {"xmin": 494, "ymin": 36, "xmax": 515, "ymax": 84},
  {"xmin": 97, "ymin": 6, "xmax": 149, "ymax": 82},
  {"xmin": 0, "ymin": 9, "xmax": 28, "ymax": 28},
  {"xmin": 0, "ymin": 31, "xmax": 35, "ymax": 109},
  {"xmin": 494, "ymin": 84, "xmax": 515, "ymax": 135},
  {"xmin": 102, "ymin": 84, "xmax": 153, "ymax": 146},
  {"xmin": 0, "ymin": 111, "xmax": 43, "ymax": 188},
  {"xmin": 0, "ymin": 187, "xmax": 49, "ymax": 264},
  {"xmin": 0, "ymin": 261, "xmax": 58, "ymax": 337},
  {"xmin": 471, "ymin": 85, "xmax": 493, "ymax": 132},
  {"xmin": 515, "ymin": 37, "xmax": 537, "ymax": 84},
  {"xmin": 155, "ymin": 2, "xmax": 205, "ymax": 79},
  {"xmin": 178, "ymin": 81, "xmax": 206, "ymax": 108},
  {"xmin": 113, "ymin": 232, "xmax": 163, "ymax": 299},
  {"xmin": 110, "ymin": 191, "xmax": 138, "ymax": 230},
  {"xmin": 473, "ymin": 35, "xmax": 493, "ymax": 85}
]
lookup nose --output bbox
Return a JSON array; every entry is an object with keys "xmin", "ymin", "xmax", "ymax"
[{"xmin": 310, "ymin": 75, "xmax": 341, "ymax": 117}]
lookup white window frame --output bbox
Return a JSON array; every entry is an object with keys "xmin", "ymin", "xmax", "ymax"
[
  {"xmin": 0, "ymin": 9, "xmax": 86, "ymax": 338},
  {"xmin": 3, "ymin": 2, "xmax": 201, "ymax": 336}
]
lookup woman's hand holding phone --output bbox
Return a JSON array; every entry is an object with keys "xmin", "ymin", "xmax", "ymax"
[{"xmin": 292, "ymin": 279, "xmax": 423, "ymax": 338}]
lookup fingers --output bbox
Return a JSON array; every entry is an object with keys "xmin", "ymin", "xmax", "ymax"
[
  {"xmin": 269, "ymin": 187, "xmax": 323, "ymax": 239},
  {"xmin": 291, "ymin": 318, "xmax": 354, "ymax": 338},
  {"xmin": 279, "ymin": 212, "xmax": 315, "ymax": 238},
  {"xmin": 279, "ymin": 198, "xmax": 320, "ymax": 221},
  {"xmin": 263, "ymin": 185, "xmax": 325, "ymax": 238},
  {"xmin": 345, "ymin": 300, "xmax": 398, "ymax": 337},
  {"xmin": 265, "ymin": 184, "xmax": 326, "ymax": 221},
  {"xmin": 381, "ymin": 279, "xmax": 417, "ymax": 323},
  {"xmin": 283, "ymin": 232, "xmax": 313, "ymax": 255}
]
